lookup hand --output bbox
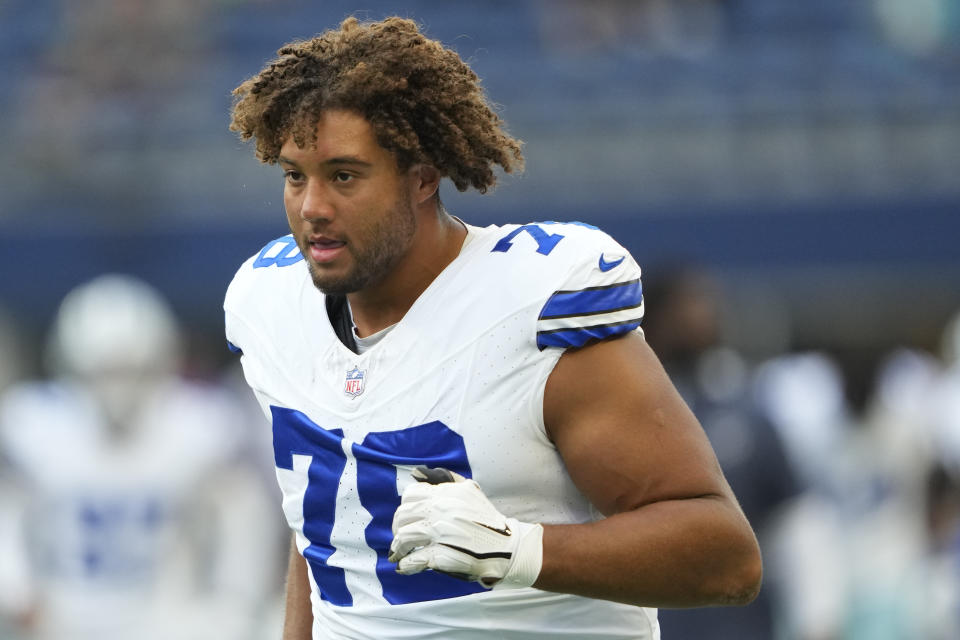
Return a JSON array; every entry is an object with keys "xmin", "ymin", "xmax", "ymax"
[{"xmin": 389, "ymin": 466, "xmax": 543, "ymax": 589}]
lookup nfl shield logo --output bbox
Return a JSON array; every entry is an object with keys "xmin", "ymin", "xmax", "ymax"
[{"xmin": 344, "ymin": 366, "xmax": 366, "ymax": 398}]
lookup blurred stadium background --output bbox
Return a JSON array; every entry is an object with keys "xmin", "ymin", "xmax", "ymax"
[
  {"xmin": 1, "ymin": 0, "xmax": 958, "ymax": 370},
  {"xmin": 1, "ymin": 1, "xmax": 959, "ymax": 639}
]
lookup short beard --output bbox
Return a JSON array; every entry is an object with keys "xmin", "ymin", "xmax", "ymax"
[{"xmin": 307, "ymin": 194, "xmax": 417, "ymax": 296}]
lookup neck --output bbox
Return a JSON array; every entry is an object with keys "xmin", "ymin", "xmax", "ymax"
[{"xmin": 348, "ymin": 207, "xmax": 466, "ymax": 337}]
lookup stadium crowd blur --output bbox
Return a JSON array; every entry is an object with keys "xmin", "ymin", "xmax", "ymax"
[{"xmin": 0, "ymin": 1, "xmax": 958, "ymax": 638}]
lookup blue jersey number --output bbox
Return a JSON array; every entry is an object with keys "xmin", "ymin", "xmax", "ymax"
[
  {"xmin": 271, "ymin": 406, "xmax": 484, "ymax": 606},
  {"xmin": 253, "ymin": 235, "xmax": 304, "ymax": 268},
  {"xmin": 491, "ymin": 224, "xmax": 565, "ymax": 255},
  {"xmin": 491, "ymin": 222, "xmax": 597, "ymax": 256}
]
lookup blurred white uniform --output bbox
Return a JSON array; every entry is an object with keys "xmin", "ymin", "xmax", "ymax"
[
  {"xmin": 756, "ymin": 348, "xmax": 960, "ymax": 640},
  {"xmin": 225, "ymin": 222, "xmax": 658, "ymax": 639},
  {"xmin": 0, "ymin": 275, "xmax": 280, "ymax": 640}
]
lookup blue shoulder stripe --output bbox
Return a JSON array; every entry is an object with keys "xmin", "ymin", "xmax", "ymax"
[
  {"xmin": 537, "ymin": 319, "xmax": 643, "ymax": 350},
  {"xmin": 226, "ymin": 340, "xmax": 243, "ymax": 355},
  {"xmin": 539, "ymin": 279, "xmax": 642, "ymax": 320}
]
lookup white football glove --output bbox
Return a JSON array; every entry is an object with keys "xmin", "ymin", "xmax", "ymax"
[{"xmin": 388, "ymin": 466, "xmax": 543, "ymax": 589}]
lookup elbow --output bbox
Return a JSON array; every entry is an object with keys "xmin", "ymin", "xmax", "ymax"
[
  {"xmin": 658, "ymin": 524, "xmax": 763, "ymax": 608},
  {"xmin": 726, "ymin": 554, "xmax": 763, "ymax": 606},
  {"xmin": 701, "ymin": 500, "xmax": 764, "ymax": 607},
  {"xmin": 714, "ymin": 537, "xmax": 763, "ymax": 606}
]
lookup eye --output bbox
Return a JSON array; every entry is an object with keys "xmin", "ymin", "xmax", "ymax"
[
  {"xmin": 333, "ymin": 171, "xmax": 354, "ymax": 184},
  {"xmin": 284, "ymin": 170, "xmax": 304, "ymax": 184}
]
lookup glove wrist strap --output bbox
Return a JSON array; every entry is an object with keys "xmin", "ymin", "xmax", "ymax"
[{"xmin": 493, "ymin": 520, "xmax": 544, "ymax": 590}]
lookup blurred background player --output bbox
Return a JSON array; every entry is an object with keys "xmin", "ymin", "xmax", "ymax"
[
  {"xmin": 0, "ymin": 274, "xmax": 283, "ymax": 640},
  {"xmin": 641, "ymin": 266, "xmax": 960, "ymax": 640},
  {"xmin": 751, "ymin": 318, "xmax": 960, "ymax": 640}
]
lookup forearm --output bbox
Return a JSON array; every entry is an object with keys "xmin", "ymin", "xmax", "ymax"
[
  {"xmin": 282, "ymin": 536, "xmax": 313, "ymax": 640},
  {"xmin": 535, "ymin": 495, "xmax": 762, "ymax": 608}
]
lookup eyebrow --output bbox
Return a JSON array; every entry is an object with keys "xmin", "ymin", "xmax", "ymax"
[{"xmin": 278, "ymin": 155, "xmax": 373, "ymax": 168}]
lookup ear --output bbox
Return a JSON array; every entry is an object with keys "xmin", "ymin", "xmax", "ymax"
[{"xmin": 410, "ymin": 164, "xmax": 441, "ymax": 205}]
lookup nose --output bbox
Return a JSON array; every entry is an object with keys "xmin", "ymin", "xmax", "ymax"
[{"xmin": 299, "ymin": 180, "xmax": 335, "ymax": 222}]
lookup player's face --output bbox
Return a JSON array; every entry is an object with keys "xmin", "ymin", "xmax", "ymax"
[{"xmin": 279, "ymin": 110, "xmax": 418, "ymax": 295}]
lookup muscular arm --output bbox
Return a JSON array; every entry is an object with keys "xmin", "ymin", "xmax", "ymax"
[
  {"xmin": 537, "ymin": 331, "xmax": 762, "ymax": 608},
  {"xmin": 282, "ymin": 535, "xmax": 313, "ymax": 640}
]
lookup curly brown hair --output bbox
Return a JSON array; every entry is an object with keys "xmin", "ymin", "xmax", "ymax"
[{"xmin": 229, "ymin": 16, "xmax": 524, "ymax": 193}]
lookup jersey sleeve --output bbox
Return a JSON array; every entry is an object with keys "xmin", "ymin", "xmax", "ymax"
[
  {"xmin": 223, "ymin": 256, "xmax": 257, "ymax": 358},
  {"xmin": 222, "ymin": 235, "xmax": 314, "ymax": 423},
  {"xmin": 223, "ymin": 234, "xmax": 304, "ymax": 358},
  {"xmin": 534, "ymin": 224, "xmax": 644, "ymax": 350},
  {"xmin": 222, "ymin": 243, "xmax": 284, "ymax": 406}
]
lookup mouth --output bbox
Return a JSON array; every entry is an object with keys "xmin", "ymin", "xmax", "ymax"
[{"xmin": 307, "ymin": 235, "xmax": 347, "ymax": 264}]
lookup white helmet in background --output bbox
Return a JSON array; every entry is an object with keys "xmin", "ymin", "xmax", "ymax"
[{"xmin": 46, "ymin": 274, "xmax": 181, "ymax": 428}]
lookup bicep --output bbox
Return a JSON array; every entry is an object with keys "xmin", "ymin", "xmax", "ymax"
[{"xmin": 543, "ymin": 331, "xmax": 733, "ymax": 517}]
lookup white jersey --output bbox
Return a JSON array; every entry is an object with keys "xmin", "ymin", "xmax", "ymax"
[
  {"xmin": 224, "ymin": 221, "xmax": 659, "ymax": 639},
  {"xmin": 0, "ymin": 377, "xmax": 265, "ymax": 640}
]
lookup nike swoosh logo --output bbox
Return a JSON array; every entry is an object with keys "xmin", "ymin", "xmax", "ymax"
[
  {"xmin": 475, "ymin": 521, "xmax": 512, "ymax": 537},
  {"xmin": 598, "ymin": 254, "xmax": 625, "ymax": 272}
]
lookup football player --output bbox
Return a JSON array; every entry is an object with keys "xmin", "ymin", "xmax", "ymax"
[
  {"xmin": 0, "ymin": 275, "xmax": 280, "ymax": 639},
  {"xmin": 225, "ymin": 16, "xmax": 762, "ymax": 640}
]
